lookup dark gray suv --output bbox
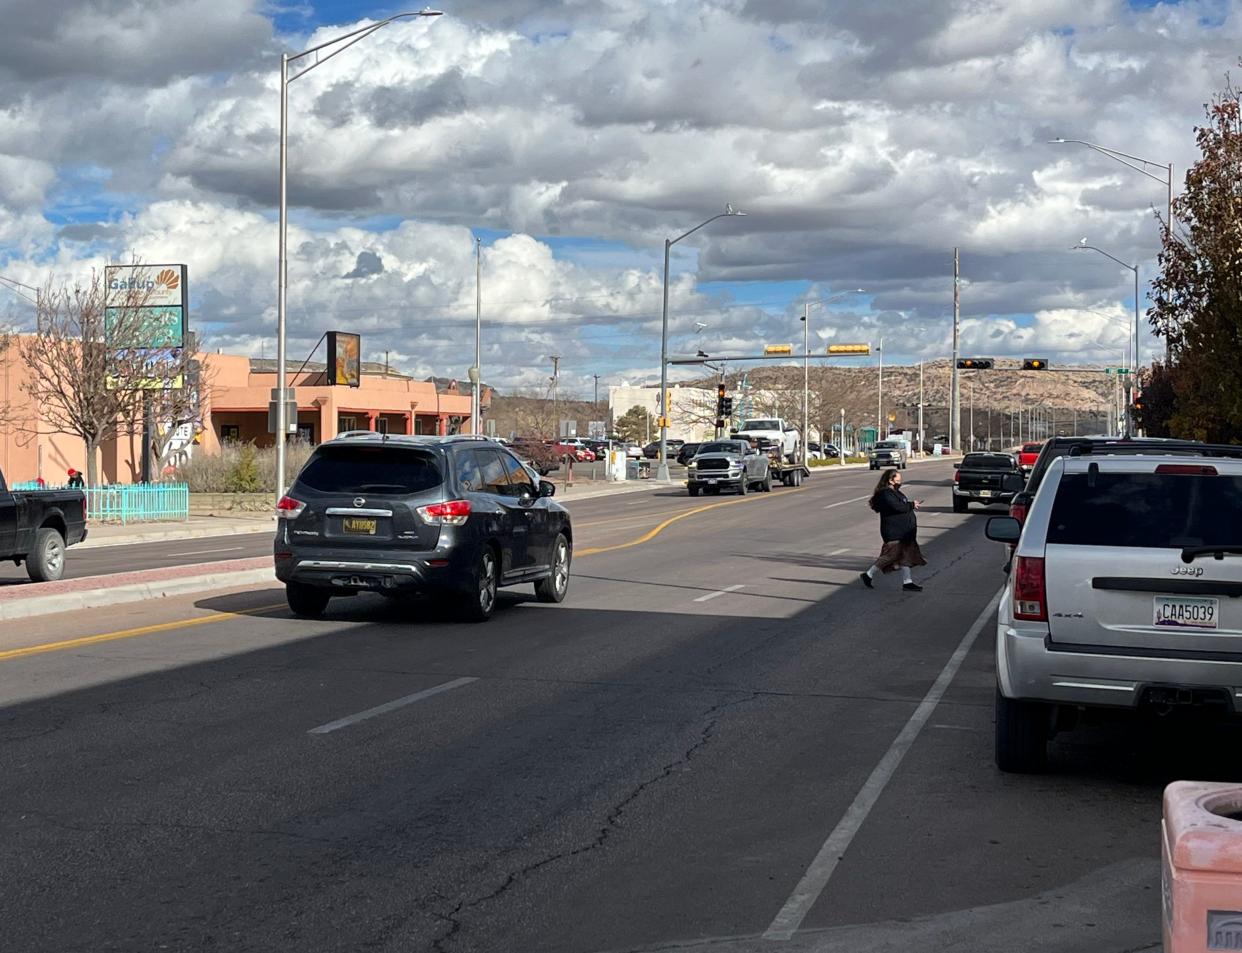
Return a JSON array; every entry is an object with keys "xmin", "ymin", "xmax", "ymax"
[{"xmin": 274, "ymin": 434, "xmax": 572, "ymax": 622}]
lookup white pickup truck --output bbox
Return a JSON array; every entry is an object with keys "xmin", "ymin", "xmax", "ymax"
[{"xmin": 732, "ymin": 417, "xmax": 801, "ymax": 463}]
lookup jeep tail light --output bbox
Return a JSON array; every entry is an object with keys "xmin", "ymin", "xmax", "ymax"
[
  {"xmin": 1009, "ymin": 500, "xmax": 1028, "ymax": 524},
  {"xmin": 1013, "ymin": 556, "xmax": 1047, "ymax": 621},
  {"xmin": 276, "ymin": 496, "xmax": 306, "ymax": 520},
  {"xmin": 1154, "ymin": 464, "xmax": 1217, "ymax": 476},
  {"xmin": 418, "ymin": 500, "xmax": 472, "ymax": 526}
]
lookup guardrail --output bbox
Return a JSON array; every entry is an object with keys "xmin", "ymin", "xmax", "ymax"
[{"xmin": 11, "ymin": 482, "xmax": 190, "ymax": 524}]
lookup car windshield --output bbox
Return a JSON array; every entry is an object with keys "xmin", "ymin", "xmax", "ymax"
[
  {"xmin": 875, "ymin": 442, "xmax": 901, "ymax": 449},
  {"xmin": 1048, "ymin": 470, "xmax": 1242, "ymax": 548},
  {"xmin": 296, "ymin": 445, "xmax": 443, "ymax": 494},
  {"xmin": 741, "ymin": 420, "xmax": 779, "ymax": 430},
  {"xmin": 963, "ymin": 453, "xmax": 1014, "ymax": 469},
  {"xmin": 698, "ymin": 442, "xmax": 744, "ymax": 455}
]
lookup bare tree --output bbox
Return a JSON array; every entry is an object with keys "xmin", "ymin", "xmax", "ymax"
[
  {"xmin": 508, "ymin": 386, "xmax": 558, "ymax": 440},
  {"xmin": 20, "ymin": 268, "xmax": 199, "ymax": 485}
]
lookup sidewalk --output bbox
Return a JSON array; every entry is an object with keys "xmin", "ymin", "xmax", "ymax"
[{"xmin": 79, "ymin": 515, "xmax": 274, "ymax": 550}]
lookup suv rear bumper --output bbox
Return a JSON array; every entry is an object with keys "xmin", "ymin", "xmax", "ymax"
[
  {"xmin": 275, "ymin": 541, "xmax": 477, "ymax": 595},
  {"xmin": 998, "ymin": 618, "xmax": 1242, "ymax": 711}
]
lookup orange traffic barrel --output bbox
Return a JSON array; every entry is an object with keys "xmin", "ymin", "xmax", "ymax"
[{"xmin": 1163, "ymin": 781, "xmax": 1242, "ymax": 952}]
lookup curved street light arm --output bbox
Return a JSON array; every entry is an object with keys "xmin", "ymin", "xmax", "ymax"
[
  {"xmin": 1050, "ymin": 138, "xmax": 1171, "ymax": 186},
  {"xmin": 1074, "ymin": 243, "xmax": 1135, "ymax": 273},
  {"xmin": 670, "ymin": 212, "xmax": 730, "ymax": 248},
  {"xmin": 288, "ymin": 10, "xmax": 443, "ymax": 82}
]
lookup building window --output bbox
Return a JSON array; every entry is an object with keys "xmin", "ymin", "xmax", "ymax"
[
  {"xmin": 220, "ymin": 424, "xmax": 240, "ymax": 443},
  {"xmin": 338, "ymin": 415, "xmax": 357, "ymax": 433},
  {"xmin": 296, "ymin": 423, "xmax": 315, "ymax": 445},
  {"xmin": 377, "ymin": 417, "xmax": 389, "ymax": 435}
]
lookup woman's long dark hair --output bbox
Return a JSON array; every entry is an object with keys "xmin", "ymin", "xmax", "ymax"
[{"xmin": 869, "ymin": 468, "xmax": 899, "ymax": 512}]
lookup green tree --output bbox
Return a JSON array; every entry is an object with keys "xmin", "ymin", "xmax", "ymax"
[
  {"xmin": 1134, "ymin": 362, "xmax": 1180, "ymax": 437},
  {"xmin": 1148, "ymin": 67, "xmax": 1242, "ymax": 441},
  {"xmin": 614, "ymin": 404, "xmax": 655, "ymax": 443},
  {"xmin": 224, "ymin": 443, "xmax": 262, "ymax": 493}
]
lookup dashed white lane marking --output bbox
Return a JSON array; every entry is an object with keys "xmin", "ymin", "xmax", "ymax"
[
  {"xmin": 763, "ymin": 587, "xmax": 1004, "ymax": 941},
  {"xmin": 822, "ymin": 495, "xmax": 869, "ymax": 510},
  {"xmin": 828, "ymin": 548, "xmax": 850, "ymax": 556},
  {"xmin": 694, "ymin": 584, "xmax": 746, "ymax": 603},
  {"xmin": 308, "ymin": 677, "xmax": 479, "ymax": 735},
  {"xmin": 165, "ymin": 546, "xmax": 245, "ymax": 557}
]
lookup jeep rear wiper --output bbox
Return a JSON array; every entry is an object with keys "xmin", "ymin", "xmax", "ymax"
[{"xmin": 1180, "ymin": 545, "xmax": 1242, "ymax": 564}]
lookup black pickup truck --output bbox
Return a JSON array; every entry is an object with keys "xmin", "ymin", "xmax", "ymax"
[
  {"xmin": 0, "ymin": 467, "xmax": 88, "ymax": 581},
  {"xmin": 952, "ymin": 452, "xmax": 1023, "ymax": 513}
]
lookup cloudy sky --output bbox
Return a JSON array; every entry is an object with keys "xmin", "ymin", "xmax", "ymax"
[{"xmin": 0, "ymin": 0, "xmax": 1236, "ymax": 397}]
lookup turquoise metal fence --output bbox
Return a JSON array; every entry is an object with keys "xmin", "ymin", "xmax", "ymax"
[{"xmin": 10, "ymin": 482, "xmax": 190, "ymax": 524}]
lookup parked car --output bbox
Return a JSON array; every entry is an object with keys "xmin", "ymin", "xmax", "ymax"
[
  {"xmin": 985, "ymin": 445, "xmax": 1242, "ymax": 772},
  {"xmin": 275, "ymin": 433, "xmax": 572, "ymax": 623},
  {"xmin": 868, "ymin": 440, "xmax": 907, "ymax": 470},
  {"xmin": 686, "ymin": 439, "xmax": 771, "ymax": 496},
  {"xmin": 553, "ymin": 441, "xmax": 595, "ymax": 463},
  {"xmin": 510, "ymin": 438, "xmax": 559, "ymax": 476},
  {"xmin": 676, "ymin": 442, "xmax": 702, "ymax": 466},
  {"xmin": 0, "ymin": 466, "xmax": 88, "ymax": 582},
  {"xmin": 1017, "ymin": 441, "xmax": 1042, "ymax": 472},
  {"xmin": 642, "ymin": 441, "xmax": 660, "ymax": 459},
  {"xmin": 623, "ymin": 443, "xmax": 643, "ymax": 459},
  {"xmin": 952, "ymin": 452, "xmax": 1023, "ymax": 512}
]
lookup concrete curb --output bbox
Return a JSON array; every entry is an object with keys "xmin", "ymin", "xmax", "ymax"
[
  {"xmin": 0, "ymin": 557, "xmax": 275, "ymax": 622},
  {"xmin": 78, "ymin": 521, "xmax": 274, "ymax": 551}
]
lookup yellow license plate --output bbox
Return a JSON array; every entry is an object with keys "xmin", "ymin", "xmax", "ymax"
[{"xmin": 342, "ymin": 517, "xmax": 377, "ymax": 535}]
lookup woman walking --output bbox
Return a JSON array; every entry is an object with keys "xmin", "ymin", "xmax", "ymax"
[{"xmin": 860, "ymin": 468, "xmax": 925, "ymax": 592}]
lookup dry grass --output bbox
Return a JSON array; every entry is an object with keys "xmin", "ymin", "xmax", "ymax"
[{"xmin": 178, "ymin": 441, "xmax": 315, "ymax": 493}]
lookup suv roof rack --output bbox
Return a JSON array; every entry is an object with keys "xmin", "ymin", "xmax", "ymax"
[{"xmin": 1066, "ymin": 440, "xmax": 1242, "ymax": 460}]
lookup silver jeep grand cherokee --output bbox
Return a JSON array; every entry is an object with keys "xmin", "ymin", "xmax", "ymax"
[{"xmin": 987, "ymin": 448, "xmax": 1242, "ymax": 772}]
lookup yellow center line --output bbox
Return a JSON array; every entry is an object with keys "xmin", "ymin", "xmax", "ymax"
[
  {"xmin": 0, "ymin": 604, "xmax": 288, "ymax": 663},
  {"xmin": 1, "ymin": 485, "xmax": 811, "ymax": 662},
  {"xmin": 577, "ymin": 485, "xmax": 807, "ymax": 557}
]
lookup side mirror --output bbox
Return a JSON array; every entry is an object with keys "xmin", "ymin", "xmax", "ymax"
[
  {"xmin": 985, "ymin": 516, "xmax": 1022, "ymax": 544},
  {"xmin": 953, "ymin": 463, "xmax": 960, "ymax": 469},
  {"xmin": 1002, "ymin": 473, "xmax": 1025, "ymax": 493},
  {"xmin": 538, "ymin": 480, "xmax": 556, "ymax": 498}
]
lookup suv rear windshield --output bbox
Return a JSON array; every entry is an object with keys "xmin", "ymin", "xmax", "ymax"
[
  {"xmin": 1048, "ymin": 471, "xmax": 1242, "ymax": 548},
  {"xmin": 296, "ymin": 445, "xmax": 443, "ymax": 494},
  {"xmin": 963, "ymin": 453, "xmax": 1014, "ymax": 469}
]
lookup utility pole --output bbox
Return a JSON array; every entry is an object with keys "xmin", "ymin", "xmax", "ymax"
[
  {"xmin": 950, "ymin": 247, "xmax": 961, "ymax": 454},
  {"xmin": 593, "ymin": 374, "xmax": 600, "ymax": 409},
  {"xmin": 917, "ymin": 361, "xmax": 924, "ymax": 457},
  {"xmin": 550, "ymin": 355, "xmax": 560, "ymax": 439},
  {"xmin": 876, "ymin": 336, "xmax": 884, "ymax": 437},
  {"xmin": 969, "ymin": 382, "xmax": 974, "ymax": 451}
]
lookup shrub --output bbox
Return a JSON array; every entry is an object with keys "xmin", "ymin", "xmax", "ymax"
[
  {"xmin": 177, "ymin": 439, "xmax": 316, "ymax": 493},
  {"xmin": 224, "ymin": 443, "xmax": 262, "ymax": 493}
]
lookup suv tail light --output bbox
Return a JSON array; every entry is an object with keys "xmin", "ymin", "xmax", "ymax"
[
  {"xmin": 953, "ymin": 468, "xmax": 960, "ymax": 483},
  {"xmin": 276, "ymin": 496, "xmax": 306, "ymax": 520},
  {"xmin": 1013, "ymin": 556, "xmax": 1047, "ymax": 621},
  {"xmin": 418, "ymin": 500, "xmax": 471, "ymax": 526},
  {"xmin": 1154, "ymin": 464, "xmax": 1217, "ymax": 476},
  {"xmin": 1009, "ymin": 499, "xmax": 1028, "ymax": 524}
]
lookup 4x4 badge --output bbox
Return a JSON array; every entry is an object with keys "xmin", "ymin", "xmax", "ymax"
[{"xmin": 353, "ymin": 497, "xmax": 366, "ymax": 507}]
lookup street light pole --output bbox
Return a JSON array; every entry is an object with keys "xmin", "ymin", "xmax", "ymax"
[
  {"xmin": 1051, "ymin": 138, "xmax": 1173, "ymax": 364},
  {"xmin": 275, "ymin": 9, "xmax": 443, "ymax": 508},
  {"xmin": 472, "ymin": 236, "xmax": 481, "ymax": 435},
  {"xmin": 1073, "ymin": 240, "xmax": 1140, "ymax": 436},
  {"xmin": 657, "ymin": 205, "xmax": 745, "ymax": 482},
  {"xmin": 876, "ymin": 336, "xmax": 884, "ymax": 437}
]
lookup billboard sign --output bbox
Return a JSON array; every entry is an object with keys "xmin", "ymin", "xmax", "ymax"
[
  {"xmin": 103, "ymin": 264, "xmax": 188, "ymax": 351},
  {"xmin": 326, "ymin": 331, "xmax": 361, "ymax": 387}
]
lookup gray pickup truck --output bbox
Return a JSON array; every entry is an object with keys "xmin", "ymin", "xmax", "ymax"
[
  {"xmin": 0, "ymin": 467, "xmax": 88, "ymax": 581},
  {"xmin": 686, "ymin": 439, "xmax": 771, "ymax": 496},
  {"xmin": 952, "ymin": 452, "xmax": 1023, "ymax": 512}
]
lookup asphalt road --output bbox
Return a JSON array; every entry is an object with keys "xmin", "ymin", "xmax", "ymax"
[{"xmin": 0, "ymin": 459, "xmax": 1214, "ymax": 952}]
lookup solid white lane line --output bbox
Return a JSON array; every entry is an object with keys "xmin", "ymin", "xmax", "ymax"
[
  {"xmin": 694, "ymin": 584, "xmax": 746, "ymax": 603},
  {"xmin": 165, "ymin": 546, "xmax": 246, "ymax": 557},
  {"xmin": 308, "ymin": 677, "xmax": 479, "ymax": 735},
  {"xmin": 822, "ymin": 495, "xmax": 869, "ymax": 510},
  {"xmin": 762, "ymin": 587, "xmax": 1004, "ymax": 941},
  {"xmin": 828, "ymin": 548, "xmax": 850, "ymax": 556}
]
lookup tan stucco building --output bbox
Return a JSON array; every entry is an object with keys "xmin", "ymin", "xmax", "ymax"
[{"xmin": 0, "ymin": 336, "xmax": 487, "ymax": 485}]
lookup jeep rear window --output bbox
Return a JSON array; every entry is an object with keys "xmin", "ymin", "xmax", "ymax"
[
  {"xmin": 1047, "ymin": 471, "xmax": 1242, "ymax": 548},
  {"xmin": 296, "ymin": 446, "xmax": 443, "ymax": 494}
]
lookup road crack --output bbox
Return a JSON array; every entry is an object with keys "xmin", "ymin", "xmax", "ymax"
[{"xmin": 431, "ymin": 691, "xmax": 759, "ymax": 953}]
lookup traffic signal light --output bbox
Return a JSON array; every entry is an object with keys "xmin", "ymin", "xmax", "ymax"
[
  {"xmin": 827, "ymin": 343, "xmax": 870, "ymax": 355},
  {"xmin": 721, "ymin": 397, "xmax": 733, "ymax": 415},
  {"xmin": 716, "ymin": 383, "xmax": 726, "ymax": 416},
  {"xmin": 1021, "ymin": 358, "xmax": 1050, "ymax": 370},
  {"xmin": 956, "ymin": 358, "xmax": 994, "ymax": 370},
  {"xmin": 764, "ymin": 343, "xmax": 793, "ymax": 355}
]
